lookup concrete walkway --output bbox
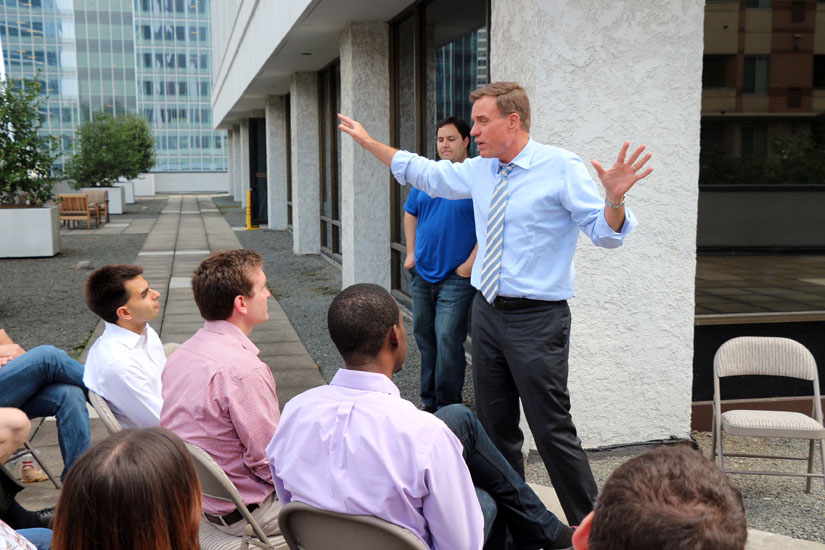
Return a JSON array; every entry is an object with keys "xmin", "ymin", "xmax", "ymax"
[{"xmin": 14, "ymin": 195, "xmax": 823, "ymax": 550}]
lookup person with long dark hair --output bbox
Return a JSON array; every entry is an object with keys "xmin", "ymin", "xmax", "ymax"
[{"xmin": 52, "ymin": 427, "xmax": 201, "ymax": 550}]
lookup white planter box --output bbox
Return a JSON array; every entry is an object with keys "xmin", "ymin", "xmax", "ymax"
[
  {"xmin": 0, "ymin": 206, "xmax": 60, "ymax": 257},
  {"xmin": 132, "ymin": 174, "xmax": 156, "ymax": 196},
  {"xmin": 114, "ymin": 181, "xmax": 135, "ymax": 204},
  {"xmin": 83, "ymin": 186, "xmax": 124, "ymax": 214}
]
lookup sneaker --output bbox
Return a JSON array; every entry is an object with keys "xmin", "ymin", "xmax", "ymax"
[{"xmin": 21, "ymin": 467, "xmax": 49, "ymax": 483}]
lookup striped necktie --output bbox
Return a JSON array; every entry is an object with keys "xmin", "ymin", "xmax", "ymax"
[{"xmin": 480, "ymin": 163, "xmax": 514, "ymax": 303}]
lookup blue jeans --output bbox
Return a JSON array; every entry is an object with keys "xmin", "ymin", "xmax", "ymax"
[
  {"xmin": 409, "ymin": 269, "xmax": 475, "ymax": 409},
  {"xmin": 0, "ymin": 346, "xmax": 90, "ymax": 479},
  {"xmin": 435, "ymin": 405, "xmax": 564, "ymax": 549},
  {"xmin": 18, "ymin": 528, "xmax": 52, "ymax": 550}
]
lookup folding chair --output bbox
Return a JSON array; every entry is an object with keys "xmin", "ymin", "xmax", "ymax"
[
  {"xmin": 278, "ymin": 501, "xmax": 429, "ymax": 550},
  {"xmin": 88, "ymin": 390, "xmax": 122, "ymax": 435},
  {"xmin": 184, "ymin": 441, "xmax": 287, "ymax": 550},
  {"xmin": 7, "ymin": 418, "xmax": 61, "ymax": 489},
  {"xmin": 712, "ymin": 336, "xmax": 825, "ymax": 492}
]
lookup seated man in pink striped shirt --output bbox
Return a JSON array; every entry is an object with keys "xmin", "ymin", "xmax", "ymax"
[{"xmin": 160, "ymin": 249, "xmax": 281, "ymax": 537}]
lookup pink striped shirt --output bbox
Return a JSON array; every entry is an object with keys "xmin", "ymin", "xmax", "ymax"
[{"xmin": 160, "ymin": 320, "xmax": 280, "ymax": 515}]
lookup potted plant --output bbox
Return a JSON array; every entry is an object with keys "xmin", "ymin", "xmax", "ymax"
[
  {"xmin": 65, "ymin": 112, "xmax": 155, "ymax": 214},
  {"xmin": 0, "ymin": 78, "xmax": 61, "ymax": 257}
]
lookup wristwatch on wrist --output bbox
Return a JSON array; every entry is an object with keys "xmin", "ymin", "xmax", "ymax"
[{"xmin": 605, "ymin": 196, "xmax": 626, "ymax": 209}]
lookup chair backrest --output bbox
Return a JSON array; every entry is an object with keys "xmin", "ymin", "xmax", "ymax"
[
  {"xmin": 83, "ymin": 189, "xmax": 106, "ymax": 204},
  {"xmin": 56, "ymin": 194, "xmax": 88, "ymax": 213},
  {"xmin": 713, "ymin": 336, "xmax": 822, "ymax": 421},
  {"xmin": 183, "ymin": 441, "xmax": 272, "ymax": 545},
  {"xmin": 88, "ymin": 390, "xmax": 122, "ymax": 435},
  {"xmin": 714, "ymin": 336, "xmax": 818, "ymax": 380},
  {"xmin": 277, "ymin": 501, "xmax": 429, "ymax": 550}
]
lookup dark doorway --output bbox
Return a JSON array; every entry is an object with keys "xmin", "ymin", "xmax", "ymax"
[{"xmin": 248, "ymin": 118, "xmax": 267, "ymax": 225}]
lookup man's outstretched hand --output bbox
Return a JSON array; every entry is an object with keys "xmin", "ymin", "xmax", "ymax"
[
  {"xmin": 590, "ymin": 142, "xmax": 653, "ymax": 204},
  {"xmin": 338, "ymin": 114, "xmax": 398, "ymax": 168}
]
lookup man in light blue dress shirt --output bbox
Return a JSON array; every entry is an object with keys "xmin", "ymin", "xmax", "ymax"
[{"xmin": 338, "ymin": 81, "xmax": 652, "ymax": 525}]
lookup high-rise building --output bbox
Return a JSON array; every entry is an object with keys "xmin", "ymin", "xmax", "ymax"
[{"xmin": 0, "ymin": 0, "xmax": 226, "ymax": 179}]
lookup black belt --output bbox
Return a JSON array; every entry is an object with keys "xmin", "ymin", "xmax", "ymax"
[
  {"xmin": 490, "ymin": 296, "xmax": 562, "ymax": 311},
  {"xmin": 204, "ymin": 502, "xmax": 259, "ymax": 526}
]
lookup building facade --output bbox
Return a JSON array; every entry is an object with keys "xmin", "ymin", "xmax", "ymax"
[
  {"xmin": 0, "ymin": 0, "xmax": 227, "ymax": 189},
  {"xmin": 212, "ymin": 0, "xmax": 704, "ymax": 447}
]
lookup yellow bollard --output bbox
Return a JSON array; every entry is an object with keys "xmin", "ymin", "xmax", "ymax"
[{"xmin": 245, "ymin": 189, "xmax": 259, "ymax": 230}]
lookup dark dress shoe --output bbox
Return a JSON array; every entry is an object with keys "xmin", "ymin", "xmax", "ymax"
[
  {"xmin": 417, "ymin": 403, "xmax": 437, "ymax": 414},
  {"xmin": 36, "ymin": 506, "xmax": 55, "ymax": 529}
]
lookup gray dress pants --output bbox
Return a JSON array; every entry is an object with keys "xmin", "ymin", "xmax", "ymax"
[{"xmin": 471, "ymin": 292, "xmax": 597, "ymax": 525}]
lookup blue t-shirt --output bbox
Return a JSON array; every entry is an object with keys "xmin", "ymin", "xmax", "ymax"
[{"xmin": 404, "ymin": 186, "xmax": 476, "ymax": 283}]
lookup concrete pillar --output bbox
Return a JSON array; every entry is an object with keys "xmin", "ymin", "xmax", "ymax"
[
  {"xmin": 265, "ymin": 95, "xmax": 288, "ymax": 230},
  {"xmin": 226, "ymin": 128, "xmax": 235, "ymax": 198},
  {"xmin": 491, "ymin": 0, "xmax": 704, "ymax": 447},
  {"xmin": 231, "ymin": 123, "xmax": 242, "ymax": 202},
  {"xmin": 289, "ymin": 72, "xmax": 320, "ymax": 255},
  {"xmin": 339, "ymin": 22, "xmax": 390, "ymax": 288},
  {"xmin": 239, "ymin": 118, "xmax": 250, "ymax": 208}
]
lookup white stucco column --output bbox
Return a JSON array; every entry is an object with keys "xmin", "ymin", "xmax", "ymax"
[
  {"xmin": 265, "ymin": 95, "xmax": 288, "ymax": 230},
  {"xmin": 239, "ymin": 118, "xmax": 250, "ymax": 208},
  {"xmin": 492, "ymin": 0, "xmax": 704, "ymax": 448},
  {"xmin": 339, "ymin": 22, "xmax": 391, "ymax": 288},
  {"xmin": 289, "ymin": 72, "xmax": 320, "ymax": 255},
  {"xmin": 231, "ymin": 124, "xmax": 242, "ymax": 202}
]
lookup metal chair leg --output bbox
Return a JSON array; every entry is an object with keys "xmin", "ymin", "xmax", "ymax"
[{"xmin": 806, "ymin": 439, "xmax": 815, "ymax": 493}]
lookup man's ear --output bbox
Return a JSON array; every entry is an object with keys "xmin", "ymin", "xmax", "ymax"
[
  {"xmin": 388, "ymin": 324, "xmax": 401, "ymax": 348},
  {"xmin": 463, "ymin": 136, "xmax": 470, "ymax": 149},
  {"xmin": 572, "ymin": 511, "xmax": 594, "ymax": 550},
  {"xmin": 508, "ymin": 113, "xmax": 520, "ymax": 130},
  {"xmin": 116, "ymin": 305, "xmax": 132, "ymax": 321},
  {"xmin": 233, "ymin": 294, "xmax": 247, "ymax": 315}
]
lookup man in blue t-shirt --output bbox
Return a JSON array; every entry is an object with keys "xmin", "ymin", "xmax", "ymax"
[{"xmin": 404, "ymin": 117, "xmax": 478, "ymax": 412}]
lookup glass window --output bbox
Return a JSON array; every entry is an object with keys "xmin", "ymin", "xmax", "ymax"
[
  {"xmin": 166, "ymin": 53, "xmax": 174, "ymax": 67},
  {"xmin": 198, "ymin": 26, "xmax": 206, "ymax": 42},
  {"xmin": 746, "ymin": 0, "xmax": 771, "ymax": 6},
  {"xmin": 814, "ymin": 56, "xmax": 825, "ymax": 89},
  {"xmin": 166, "ymin": 81, "xmax": 176, "ymax": 95},
  {"xmin": 177, "ymin": 53, "xmax": 186, "ymax": 68},
  {"xmin": 175, "ymin": 0, "xmax": 184, "ymax": 12},
  {"xmin": 143, "ymin": 52, "xmax": 151, "ymax": 67},
  {"xmin": 178, "ymin": 81, "xmax": 186, "ymax": 95},
  {"xmin": 154, "ymin": 53, "xmax": 163, "ymax": 68},
  {"xmin": 199, "ymin": 54, "xmax": 207, "ymax": 70},
  {"xmin": 189, "ymin": 53, "xmax": 198, "ymax": 69},
  {"xmin": 702, "ymin": 55, "xmax": 732, "ymax": 88},
  {"xmin": 175, "ymin": 26, "xmax": 184, "ymax": 41},
  {"xmin": 743, "ymin": 56, "xmax": 769, "ymax": 94},
  {"xmin": 199, "ymin": 80, "xmax": 208, "ymax": 97},
  {"xmin": 164, "ymin": 25, "xmax": 173, "ymax": 41}
]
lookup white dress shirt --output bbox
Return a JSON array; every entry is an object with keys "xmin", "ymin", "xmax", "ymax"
[
  {"xmin": 266, "ymin": 369, "xmax": 484, "ymax": 550},
  {"xmin": 83, "ymin": 321, "xmax": 166, "ymax": 429},
  {"xmin": 392, "ymin": 139, "xmax": 638, "ymax": 301}
]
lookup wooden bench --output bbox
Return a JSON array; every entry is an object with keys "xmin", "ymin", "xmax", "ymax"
[
  {"xmin": 56, "ymin": 194, "xmax": 99, "ymax": 229},
  {"xmin": 82, "ymin": 189, "xmax": 109, "ymax": 224}
]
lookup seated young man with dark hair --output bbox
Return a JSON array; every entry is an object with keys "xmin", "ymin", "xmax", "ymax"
[
  {"xmin": 572, "ymin": 445, "xmax": 747, "ymax": 550},
  {"xmin": 267, "ymin": 283, "xmax": 573, "ymax": 550},
  {"xmin": 83, "ymin": 265, "xmax": 166, "ymax": 429}
]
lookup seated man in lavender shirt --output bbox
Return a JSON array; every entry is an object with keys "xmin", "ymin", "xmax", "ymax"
[
  {"xmin": 267, "ymin": 284, "xmax": 573, "ymax": 550},
  {"xmin": 161, "ymin": 250, "xmax": 282, "ymax": 539}
]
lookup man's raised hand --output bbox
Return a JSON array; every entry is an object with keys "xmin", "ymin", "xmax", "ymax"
[
  {"xmin": 590, "ymin": 142, "xmax": 653, "ymax": 204},
  {"xmin": 337, "ymin": 113, "xmax": 399, "ymax": 168}
]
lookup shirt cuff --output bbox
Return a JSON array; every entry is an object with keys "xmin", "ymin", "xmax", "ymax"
[
  {"xmin": 391, "ymin": 150, "xmax": 415, "ymax": 185},
  {"xmin": 596, "ymin": 206, "xmax": 638, "ymax": 236}
]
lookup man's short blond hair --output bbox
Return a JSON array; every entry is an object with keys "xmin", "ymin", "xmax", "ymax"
[{"xmin": 469, "ymin": 82, "xmax": 531, "ymax": 132}]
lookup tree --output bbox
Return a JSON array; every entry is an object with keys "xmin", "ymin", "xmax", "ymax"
[
  {"xmin": 0, "ymin": 78, "xmax": 59, "ymax": 206},
  {"xmin": 65, "ymin": 112, "xmax": 155, "ymax": 188}
]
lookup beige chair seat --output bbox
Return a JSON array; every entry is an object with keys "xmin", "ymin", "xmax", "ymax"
[{"xmin": 722, "ymin": 409, "xmax": 825, "ymax": 439}]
